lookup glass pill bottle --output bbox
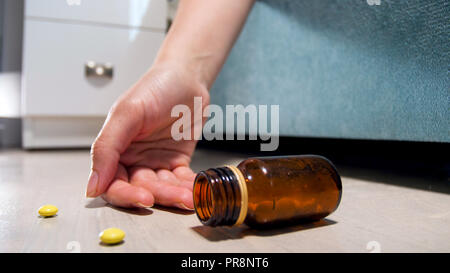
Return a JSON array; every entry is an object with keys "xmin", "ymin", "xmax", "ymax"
[{"xmin": 193, "ymin": 155, "xmax": 342, "ymax": 228}]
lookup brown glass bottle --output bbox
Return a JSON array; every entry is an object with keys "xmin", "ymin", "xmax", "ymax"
[{"xmin": 193, "ymin": 155, "xmax": 342, "ymax": 228}]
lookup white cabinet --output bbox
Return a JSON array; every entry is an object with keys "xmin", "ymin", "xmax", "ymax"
[
  {"xmin": 23, "ymin": 20, "xmax": 164, "ymax": 116},
  {"xmin": 22, "ymin": 0, "xmax": 167, "ymax": 148},
  {"xmin": 25, "ymin": 0, "xmax": 167, "ymax": 29}
]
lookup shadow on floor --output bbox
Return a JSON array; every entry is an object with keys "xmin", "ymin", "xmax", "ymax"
[
  {"xmin": 84, "ymin": 198, "xmax": 195, "ymax": 216},
  {"xmin": 99, "ymin": 241, "xmax": 125, "ymax": 247},
  {"xmin": 151, "ymin": 205, "xmax": 195, "ymax": 215},
  {"xmin": 337, "ymin": 164, "xmax": 450, "ymax": 194},
  {"xmin": 85, "ymin": 197, "xmax": 153, "ymax": 216},
  {"xmin": 191, "ymin": 219, "xmax": 336, "ymax": 242},
  {"xmin": 197, "ymin": 137, "xmax": 450, "ymax": 194}
]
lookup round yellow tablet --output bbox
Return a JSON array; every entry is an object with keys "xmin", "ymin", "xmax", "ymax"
[
  {"xmin": 38, "ymin": 204, "xmax": 58, "ymax": 217},
  {"xmin": 99, "ymin": 228, "xmax": 125, "ymax": 245}
]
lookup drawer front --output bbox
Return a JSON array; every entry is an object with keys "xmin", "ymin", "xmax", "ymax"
[
  {"xmin": 23, "ymin": 20, "xmax": 164, "ymax": 116},
  {"xmin": 25, "ymin": 0, "xmax": 167, "ymax": 30}
]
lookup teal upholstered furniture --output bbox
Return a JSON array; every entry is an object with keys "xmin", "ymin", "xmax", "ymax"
[{"xmin": 210, "ymin": 0, "xmax": 449, "ymax": 142}]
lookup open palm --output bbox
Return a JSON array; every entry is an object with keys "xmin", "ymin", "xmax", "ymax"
[{"xmin": 86, "ymin": 67, "xmax": 209, "ymax": 210}]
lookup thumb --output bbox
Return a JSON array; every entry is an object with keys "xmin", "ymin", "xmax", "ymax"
[{"xmin": 86, "ymin": 102, "xmax": 142, "ymax": 197}]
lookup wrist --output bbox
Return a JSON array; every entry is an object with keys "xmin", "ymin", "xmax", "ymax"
[{"xmin": 153, "ymin": 47, "xmax": 217, "ymax": 91}]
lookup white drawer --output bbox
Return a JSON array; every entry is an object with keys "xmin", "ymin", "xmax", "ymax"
[
  {"xmin": 22, "ymin": 20, "xmax": 165, "ymax": 116},
  {"xmin": 25, "ymin": 0, "xmax": 167, "ymax": 30}
]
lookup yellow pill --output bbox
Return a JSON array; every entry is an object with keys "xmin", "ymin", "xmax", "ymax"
[
  {"xmin": 99, "ymin": 228, "xmax": 125, "ymax": 245},
  {"xmin": 38, "ymin": 204, "xmax": 58, "ymax": 217}
]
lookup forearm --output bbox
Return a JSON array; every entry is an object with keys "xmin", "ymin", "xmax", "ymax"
[{"xmin": 154, "ymin": 0, "xmax": 255, "ymax": 89}]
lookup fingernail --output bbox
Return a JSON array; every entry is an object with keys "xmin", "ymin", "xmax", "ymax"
[
  {"xmin": 136, "ymin": 202, "xmax": 154, "ymax": 208},
  {"xmin": 86, "ymin": 170, "xmax": 98, "ymax": 198},
  {"xmin": 176, "ymin": 203, "xmax": 194, "ymax": 211}
]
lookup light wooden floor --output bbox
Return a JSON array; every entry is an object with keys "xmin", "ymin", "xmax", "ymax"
[{"xmin": 0, "ymin": 148, "xmax": 449, "ymax": 252}]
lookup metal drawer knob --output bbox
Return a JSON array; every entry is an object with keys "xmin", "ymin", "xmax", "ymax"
[{"xmin": 85, "ymin": 61, "xmax": 113, "ymax": 78}]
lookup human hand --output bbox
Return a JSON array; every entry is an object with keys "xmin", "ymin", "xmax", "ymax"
[{"xmin": 85, "ymin": 64, "xmax": 209, "ymax": 210}]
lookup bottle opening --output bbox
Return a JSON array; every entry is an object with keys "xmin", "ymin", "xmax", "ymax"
[
  {"xmin": 193, "ymin": 172, "xmax": 214, "ymax": 223},
  {"xmin": 193, "ymin": 167, "xmax": 246, "ymax": 226}
]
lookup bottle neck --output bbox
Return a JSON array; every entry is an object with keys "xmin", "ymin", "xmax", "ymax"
[{"xmin": 193, "ymin": 166, "xmax": 248, "ymax": 227}]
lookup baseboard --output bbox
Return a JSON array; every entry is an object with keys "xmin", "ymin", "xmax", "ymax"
[{"xmin": 22, "ymin": 116, "xmax": 105, "ymax": 149}]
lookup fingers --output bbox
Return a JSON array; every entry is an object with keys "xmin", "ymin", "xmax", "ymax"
[
  {"xmin": 157, "ymin": 169, "xmax": 192, "ymax": 189},
  {"xmin": 172, "ymin": 166, "xmax": 196, "ymax": 190},
  {"xmin": 101, "ymin": 164, "xmax": 155, "ymax": 208},
  {"xmin": 102, "ymin": 180, "xmax": 155, "ymax": 208},
  {"xmin": 120, "ymin": 147, "xmax": 192, "ymax": 171},
  {"xmin": 129, "ymin": 167, "xmax": 194, "ymax": 210},
  {"xmin": 86, "ymin": 102, "xmax": 143, "ymax": 197}
]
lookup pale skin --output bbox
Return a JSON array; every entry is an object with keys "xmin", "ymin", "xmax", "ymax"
[{"xmin": 86, "ymin": 0, "xmax": 255, "ymax": 210}]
